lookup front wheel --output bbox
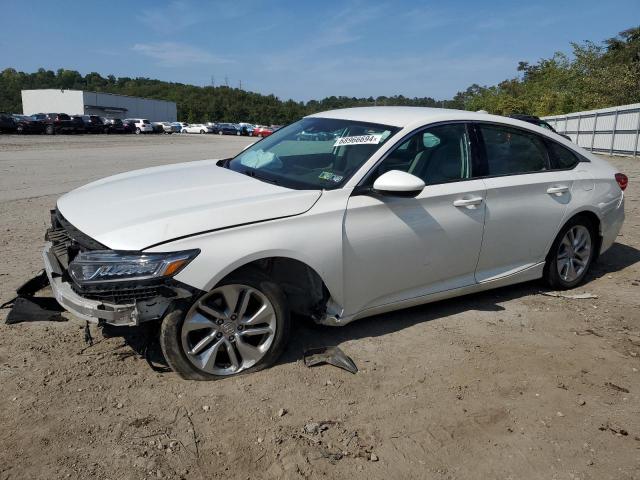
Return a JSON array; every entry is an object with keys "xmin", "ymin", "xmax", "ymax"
[
  {"xmin": 543, "ymin": 217, "xmax": 596, "ymax": 290},
  {"xmin": 236, "ymin": 131, "xmax": 241, "ymax": 136},
  {"xmin": 200, "ymin": 130, "xmax": 205, "ymax": 134},
  {"xmin": 135, "ymin": 127, "xmax": 141, "ymax": 134},
  {"xmin": 160, "ymin": 269, "xmax": 290, "ymax": 380},
  {"xmin": 45, "ymin": 124, "xmax": 54, "ymax": 135}
]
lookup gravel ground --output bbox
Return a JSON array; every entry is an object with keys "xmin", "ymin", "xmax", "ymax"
[{"xmin": 0, "ymin": 134, "xmax": 639, "ymax": 480}]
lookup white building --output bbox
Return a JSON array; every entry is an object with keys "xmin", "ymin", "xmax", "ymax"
[{"xmin": 21, "ymin": 89, "xmax": 177, "ymax": 122}]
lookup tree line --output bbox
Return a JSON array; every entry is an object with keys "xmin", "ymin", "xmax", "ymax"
[{"xmin": 0, "ymin": 27, "xmax": 638, "ymax": 124}]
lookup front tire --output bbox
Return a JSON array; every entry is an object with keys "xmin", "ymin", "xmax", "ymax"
[
  {"xmin": 160, "ymin": 269, "xmax": 290, "ymax": 380},
  {"xmin": 45, "ymin": 124, "xmax": 54, "ymax": 135},
  {"xmin": 543, "ymin": 216, "xmax": 596, "ymax": 290}
]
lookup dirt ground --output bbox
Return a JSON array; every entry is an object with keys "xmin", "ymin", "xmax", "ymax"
[{"xmin": 0, "ymin": 134, "xmax": 638, "ymax": 480}]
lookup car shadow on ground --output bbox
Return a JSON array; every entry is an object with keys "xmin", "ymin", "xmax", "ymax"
[{"xmin": 99, "ymin": 241, "xmax": 640, "ymax": 375}]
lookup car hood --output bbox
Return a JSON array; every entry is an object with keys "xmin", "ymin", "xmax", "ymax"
[{"xmin": 57, "ymin": 160, "xmax": 321, "ymax": 251}]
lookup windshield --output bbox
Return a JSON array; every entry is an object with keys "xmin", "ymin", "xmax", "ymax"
[{"xmin": 229, "ymin": 117, "xmax": 399, "ymax": 189}]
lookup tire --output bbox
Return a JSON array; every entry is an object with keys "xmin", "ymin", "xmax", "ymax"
[
  {"xmin": 135, "ymin": 127, "xmax": 141, "ymax": 134},
  {"xmin": 182, "ymin": 129, "xmax": 188, "ymax": 134},
  {"xmin": 160, "ymin": 268, "xmax": 290, "ymax": 380},
  {"xmin": 236, "ymin": 131, "xmax": 241, "ymax": 136},
  {"xmin": 543, "ymin": 215, "xmax": 597, "ymax": 290},
  {"xmin": 200, "ymin": 130, "xmax": 205, "ymax": 134},
  {"xmin": 218, "ymin": 131, "xmax": 223, "ymax": 135},
  {"xmin": 45, "ymin": 124, "xmax": 54, "ymax": 135},
  {"xmin": 16, "ymin": 126, "xmax": 24, "ymax": 134}
]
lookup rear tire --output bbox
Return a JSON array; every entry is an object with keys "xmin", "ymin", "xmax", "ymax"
[
  {"xmin": 543, "ymin": 216, "xmax": 597, "ymax": 290},
  {"xmin": 45, "ymin": 124, "xmax": 54, "ymax": 135},
  {"xmin": 160, "ymin": 268, "xmax": 289, "ymax": 380}
]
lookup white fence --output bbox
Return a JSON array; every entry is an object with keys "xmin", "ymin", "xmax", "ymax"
[{"xmin": 543, "ymin": 103, "xmax": 640, "ymax": 156}]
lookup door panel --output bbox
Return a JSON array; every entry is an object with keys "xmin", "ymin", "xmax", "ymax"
[
  {"xmin": 475, "ymin": 171, "xmax": 574, "ymax": 282},
  {"xmin": 343, "ymin": 179, "xmax": 486, "ymax": 316}
]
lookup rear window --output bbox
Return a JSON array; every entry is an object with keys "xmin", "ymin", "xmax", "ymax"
[{"xmin": 142, "ymin": 120, "xmax": 150, "ymax": 124}]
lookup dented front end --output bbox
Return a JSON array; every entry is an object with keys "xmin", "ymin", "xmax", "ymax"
[{"xmin": 43, "ymin": 210, "xmax": 198, "ymax": 326}]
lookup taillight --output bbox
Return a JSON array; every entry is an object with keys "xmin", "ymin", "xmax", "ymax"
[{"xmin": 615, "ymin": 173, "xmax": 628, "ymax": 191}]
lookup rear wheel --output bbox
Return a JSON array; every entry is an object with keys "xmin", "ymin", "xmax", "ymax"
[
  {"xmin": 45, "ymin": 124, "xmax": 54, "ymax": 135},
  {"xmin": 16, "ymin": 125, "xmax": 24, "ymax": 134},
  {"xmin": 236, "ymin": 131, "xmax": 241, "ymax": 136},
  {"xmin": 544, "ymin": 216, "xmax": 596, "ymax": 290},
  {"xmin": 135, "ymin": 127, "xmax": 141, "ymax": 134},
  {"xmin": 200, "ymin": 129, "xmax": 205, "ymax": 134},
  {"xmin": 160, "ymin": 269, "xmax": 289, "ymax": 380},
  {"xmin": 218, "ymin": 131, "xmax": 223, "ymax": 135}
]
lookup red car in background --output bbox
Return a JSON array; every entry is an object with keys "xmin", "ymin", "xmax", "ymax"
[{"xmin": 252, "ymin": 125, "xmax": 274, "ymax": 137}]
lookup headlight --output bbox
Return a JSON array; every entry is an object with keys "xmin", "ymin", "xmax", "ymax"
[{"xmin": 69, "ymin": 249, "xmax": 199, "ymax": 285}]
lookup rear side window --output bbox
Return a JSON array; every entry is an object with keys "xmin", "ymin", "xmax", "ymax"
[
  {"xmin": 58, "ymin": 114, "xmax": 70, "ymax": 120},
  {"xmin": 478, "ymin": 124, "xmax": 548, "ymax": 176},
  {"xmin": 546, "ymin": 141, "xmax": 579, "ymax": 170}
]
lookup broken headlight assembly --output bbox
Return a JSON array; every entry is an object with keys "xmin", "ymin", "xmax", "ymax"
[{"xmin": 68, "ymin": 249, "xmax": 200, "ymax": 285}]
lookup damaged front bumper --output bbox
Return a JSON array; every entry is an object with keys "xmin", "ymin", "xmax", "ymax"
[
  {"xmin": 42, "ymin": 242, "xmax": 196, "ymax": 326},
  {"xmin": 43, "ymin": 242, "xmax": 140, "ymax": 325}
]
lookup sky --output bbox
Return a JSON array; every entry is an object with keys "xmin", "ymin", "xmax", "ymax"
[{"xmin": 1, "ymin": 0, "xmax": 638, "ymax": 101}]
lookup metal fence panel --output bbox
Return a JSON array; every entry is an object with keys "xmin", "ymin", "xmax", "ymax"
[{"xmin": 543, "ymin": 102, "xmax": 640, "ymax": 156}]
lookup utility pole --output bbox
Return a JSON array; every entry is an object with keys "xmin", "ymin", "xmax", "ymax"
[
  {"xmin": 210, "ymin": 75, "xmax": 215, "ymax": 87},
  {"xmin": 239, "ymin": 79, "xmax": 242, "ymax": 90},
  {"xmin": 224, "ymin": 76, "xmax": 229, "ymax": 87}
]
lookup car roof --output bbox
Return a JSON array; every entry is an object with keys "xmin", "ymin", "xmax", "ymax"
[{"xmin": 306, "ymin": 106, "xmax": 538, "ymax": 129}]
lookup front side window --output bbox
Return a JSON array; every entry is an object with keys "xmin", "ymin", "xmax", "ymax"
[
  {"xmin": 367, "ymin": 123, "xmax": 471, "ymax": 185},
  {"xmin": 229, "ymin": 117, "xmax": 398, "ymax": 190},
  {"xmin": 479, "ymin": 124, "xmax": 548, "ymax": 176}
]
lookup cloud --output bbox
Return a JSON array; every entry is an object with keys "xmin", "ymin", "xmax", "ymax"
[
  {"xmin": 137, "ymin": 0, "xmax": 201, "ymax": 33},
  {"xmin": 132, "ymin": 42, "xmax": 234, "ymax": 67}
]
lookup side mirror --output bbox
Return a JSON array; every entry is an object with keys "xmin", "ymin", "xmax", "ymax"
[{"xmin": 373, "ymin": 170, "xmax": 425, "ymax": 196}]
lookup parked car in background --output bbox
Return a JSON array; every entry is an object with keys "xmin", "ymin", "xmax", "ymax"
[
  {"xmin": 11, "ymin": 114, "xmax": 45, "ymax": 134},
  {"xmin": 510, "ymin": 114, "xmax": 571, "ymax": 141},
  {"xmin": 102, "ymin": 118, "xmax": 127, "ymax": 134},
  {"xmin": 238, "ymin": 123, "xmax": 255, "ymax": 136},
  {"xmin": 69, "ymin": 115, "xmax": 86, "ymax": 134},
  {"xmin": 124, "ymin": 118, "xmax": 154, "ymax": 134},
  {"xmin": 252, "ymin": 125, "xmax": 274, "ymax": 137},
  {"xmin": 151, "ymin": 122, "xmax": 165, "ymax": 134},
  {"xmin": 159, "ymin": 122, "xmax": 180, "ymax": 134},
  {"xmin": 0, "ymin": 113, "xmax": 17, "ymax": 133},
  {"xmin": 215, "ymin": 123, "xmax": 241, "ymax": 135},
  {"xmin": 40, "ymin": 106, "xmax": 626, "ymax": 380},
  {"xmin": 81, "ymin": 115, "xmax": 107, "ymax": 134},
  {"xmin": 122, "ymin": 119, "xmax": 137, "ymax": 134},
  {"xmin": 32, "ymin": 113, "xmax": 74, "ymax": 135},
  {"xmin": 182, "ymin": 123, "xmax": 213, "ymax": 134}
]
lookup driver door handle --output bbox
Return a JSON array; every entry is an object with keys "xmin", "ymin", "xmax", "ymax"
[
  {"xmin": 453, "ymin": 197, "xmax": 484, "ymax": 207},
  {"xmin": 546, "ymin": 185, "xmax": 569, "ymax": 195}
]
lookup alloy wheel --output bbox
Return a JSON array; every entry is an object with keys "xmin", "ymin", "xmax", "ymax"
[
  {"xmin": 556, "ymin": 225, "xmax": 591, "ymax": 282},
  {"xmin": 181, "ymin": 284, "xmax": 277, "ymax": 376}
]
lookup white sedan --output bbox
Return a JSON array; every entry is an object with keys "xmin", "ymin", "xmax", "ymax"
[
  {"xmin": 42, "ymin": 107, "xmax": 626, "ymax": 380},
  {"xmin": 181, "ymin": 124, "xmax": 213, "ymax": 134}
]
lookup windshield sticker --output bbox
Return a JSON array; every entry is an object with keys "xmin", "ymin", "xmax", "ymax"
[
  {"xmin": 333, "ymin": 134, "xmax": 382, "ymax": 147},
  {"xmin": 319, "ymin": 171, "xmax": 344, "ymax": 183}
]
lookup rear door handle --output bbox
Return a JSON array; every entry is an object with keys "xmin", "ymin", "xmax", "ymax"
[
  {"xmin": 453, "ymin": 197, "xmax": 484, "ymax": 207},
  {"xmin": 546, "ymin": 185, "xmax": 569, "ymax": 195}
]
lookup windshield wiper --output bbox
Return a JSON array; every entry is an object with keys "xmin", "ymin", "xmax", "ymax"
[{"xmin": 242, "ymin": 169, "xmax": 279, "ymax": 185}]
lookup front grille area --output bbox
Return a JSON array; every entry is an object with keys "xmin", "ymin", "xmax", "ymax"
[
  {"xmin": 71, "ymin": 284, "xmax": 162, "ymax": 304},
  {"xmin": 46, "ymin": 209, "xmax": 107, "ymax": 269}
]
